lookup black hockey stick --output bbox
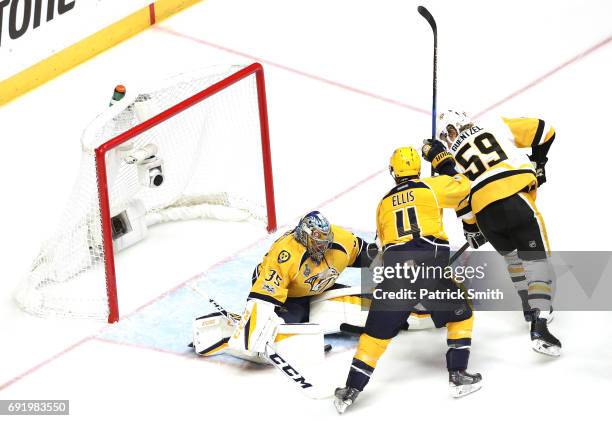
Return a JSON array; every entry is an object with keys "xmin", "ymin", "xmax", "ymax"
[
  {"xmin": 417, "ymin": 6, "xmax": 437, "ymax": 176},
  {"xmin": 418, "ymin": 6, "xmax": 472, "ymax": 261},
  {"xmin": 449, "ymin": 242, "xmax": 470, "ymax": 265}
]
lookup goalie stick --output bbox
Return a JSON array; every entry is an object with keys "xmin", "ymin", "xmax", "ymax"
[{"xmin": 188, "ymin": 283, "xmax": 330, "ymax": 399}]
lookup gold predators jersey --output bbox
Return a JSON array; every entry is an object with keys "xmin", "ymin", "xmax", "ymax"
[
  {"xmin": 376, "ymin": 175, "xmax": 471, "ymax": 248},
  {"xmin": 249, "ymin": 225, "xmax": 363, "ymax": 305},
  {"xmin": 446, "ymin": 117, "xmax": 555, "ymax": 216}
]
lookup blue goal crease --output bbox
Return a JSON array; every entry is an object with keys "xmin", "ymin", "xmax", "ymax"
[{"xmin": 97, "ymin": 230, "xmax": 374, "ymax": 361}]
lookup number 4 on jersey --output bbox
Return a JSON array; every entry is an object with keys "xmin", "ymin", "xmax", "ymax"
[{"xmin": 395, "ymin": 207, "xmax": 421, "ymax": 238}]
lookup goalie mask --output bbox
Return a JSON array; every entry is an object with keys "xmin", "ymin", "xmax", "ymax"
[
  {"xmin": 295, "ymin": 211, "xmax": 334, "ymax": 264},
  {"xmin": 437, "ymin": 110, "xmax": 472, "ymax": 145}
]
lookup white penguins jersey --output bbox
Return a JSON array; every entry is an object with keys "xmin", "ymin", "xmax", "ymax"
[{"xmin": 445, "ymin": 117, "xmax": 555, "ymax": 217}]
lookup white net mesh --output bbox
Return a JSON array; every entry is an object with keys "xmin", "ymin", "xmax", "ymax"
[{"xmin": 16, "ymin": 64, "xmax": 273, "ymax": 320}]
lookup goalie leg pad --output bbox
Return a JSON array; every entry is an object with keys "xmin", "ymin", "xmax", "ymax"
[
  {"xmin": 311, "ymin": 288, "xmax": 435, "ymax": 332},
  {"xmin": 273, "ymin": 323, "xmax": 325, "ymax": 369},
  {"xmin": 231, "ymin": 323, "xmax": 325, "ymax": 366},
  {"xmin": 192, "ymin": 312, "xmax": 235, "ymax": 356},
  {"xmin": 309, "ymin": 295, "xmax": 370, "ymax": 334}
]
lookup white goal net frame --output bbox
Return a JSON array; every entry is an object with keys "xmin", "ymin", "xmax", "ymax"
[{"xmin": 18, "ymin": 63, "xmax": 277, "ymax": 323}]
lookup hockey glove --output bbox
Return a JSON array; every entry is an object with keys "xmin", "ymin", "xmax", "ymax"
[
  {"xmin": 422, "ymin": 139, "xmax": 457, "ymax": 176},
  {"xmin": 529, "ymin": 156, "xmax": 548, "ymax": 187},
  {"xmin": 463, "ymin": 222, "xmax": 487, "ymax": 249}
]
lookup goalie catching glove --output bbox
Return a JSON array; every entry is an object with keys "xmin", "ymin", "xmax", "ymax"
[
  {"xmin": 421, "ymin": 139, "xmax": 458, "ymax": 176},
  {"xmin": 228, "ymin": 298, "xmax": 283, "ymax": 356},
  {"xmin": 463, "ymin": 222, "xmax": 487, "ymax": 249}
]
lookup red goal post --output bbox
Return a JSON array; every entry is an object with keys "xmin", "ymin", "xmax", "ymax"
[{"xmin": 97, "ymin": 63, "xmax": 276, "ymax": 322}]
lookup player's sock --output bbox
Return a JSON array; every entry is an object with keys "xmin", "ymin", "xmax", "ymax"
[
  {"xmin": 447, "ymin": 334, "xmax": 481, "ymax": 397},
  {"xmin": 523, "ymin": 258, "xmax": 554, "ymax": 314},
  {"xmin": 505, "ymin": 251, "xmax": 532, "ymax": 319},
  {"xmin": 335, "ymin": 333, "xmax": 389, "ymax": 413},
  {"xmin": 346, "ymin": 358, "xmax": 374, "ymax": 391}
]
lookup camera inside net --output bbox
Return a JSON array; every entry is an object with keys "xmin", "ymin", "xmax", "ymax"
[
  {"xmin": 138, "ymin": 157, "xmax": 164, "ymax": 188},
  {"xmin": 124, "ymin": 144, "xmax": 164, "ymax": 188}
]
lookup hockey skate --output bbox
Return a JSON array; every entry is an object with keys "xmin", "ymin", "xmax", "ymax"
[
  {"xmin": 449, "ymin": 370, "xmax": 482, "ymax": 398},
  {"xmin": 530, "ymin": 318, "xmax": 561, "ymax": 357},
  {"xmin": 334, "ymin": 387, "xmax": 360, "ymax": 414}
]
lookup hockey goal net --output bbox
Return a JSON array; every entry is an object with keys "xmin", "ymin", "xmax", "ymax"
[{"xmin": 16, "ymin": 63, "xmax": 276, "ymax": 323}]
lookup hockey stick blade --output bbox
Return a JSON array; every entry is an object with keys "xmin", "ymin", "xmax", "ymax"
[
  {"xmin": 417, "ymin": 6, "xmax": 437, "ymax": 32},
  {"xmin": 188, "ymin": 283, "xmax": 330, "ymax": 399}
]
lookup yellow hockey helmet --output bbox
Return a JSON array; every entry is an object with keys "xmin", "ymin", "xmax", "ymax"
[{"xmin": 389, "ymin": 146, "xmax": 421, "ymax": 180}]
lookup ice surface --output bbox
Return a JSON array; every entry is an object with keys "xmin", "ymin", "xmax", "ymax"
[{"xmin": 1, "ymin": 0, "xmax": 611, "ymax": 419}]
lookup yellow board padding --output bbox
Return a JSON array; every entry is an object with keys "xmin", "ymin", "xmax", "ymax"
[
  {"xmin": 447, "ymin": 314, "xmax": 474, "ymax": 340},
  {"xmin": 155, "ymin": 0, "xmax": 201, "ymax": 21},
  {"xmin": 0, "ymin": 0, "xmax": 202, "ymax": 107},
  {"xmin": 354, "ymin": 334, "xmax": 390, "ymax": 368}
]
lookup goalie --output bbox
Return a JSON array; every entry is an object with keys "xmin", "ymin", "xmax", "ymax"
[{"xmin": 191, "ymin": 211, "xmax": 379, "ymax": 362}]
